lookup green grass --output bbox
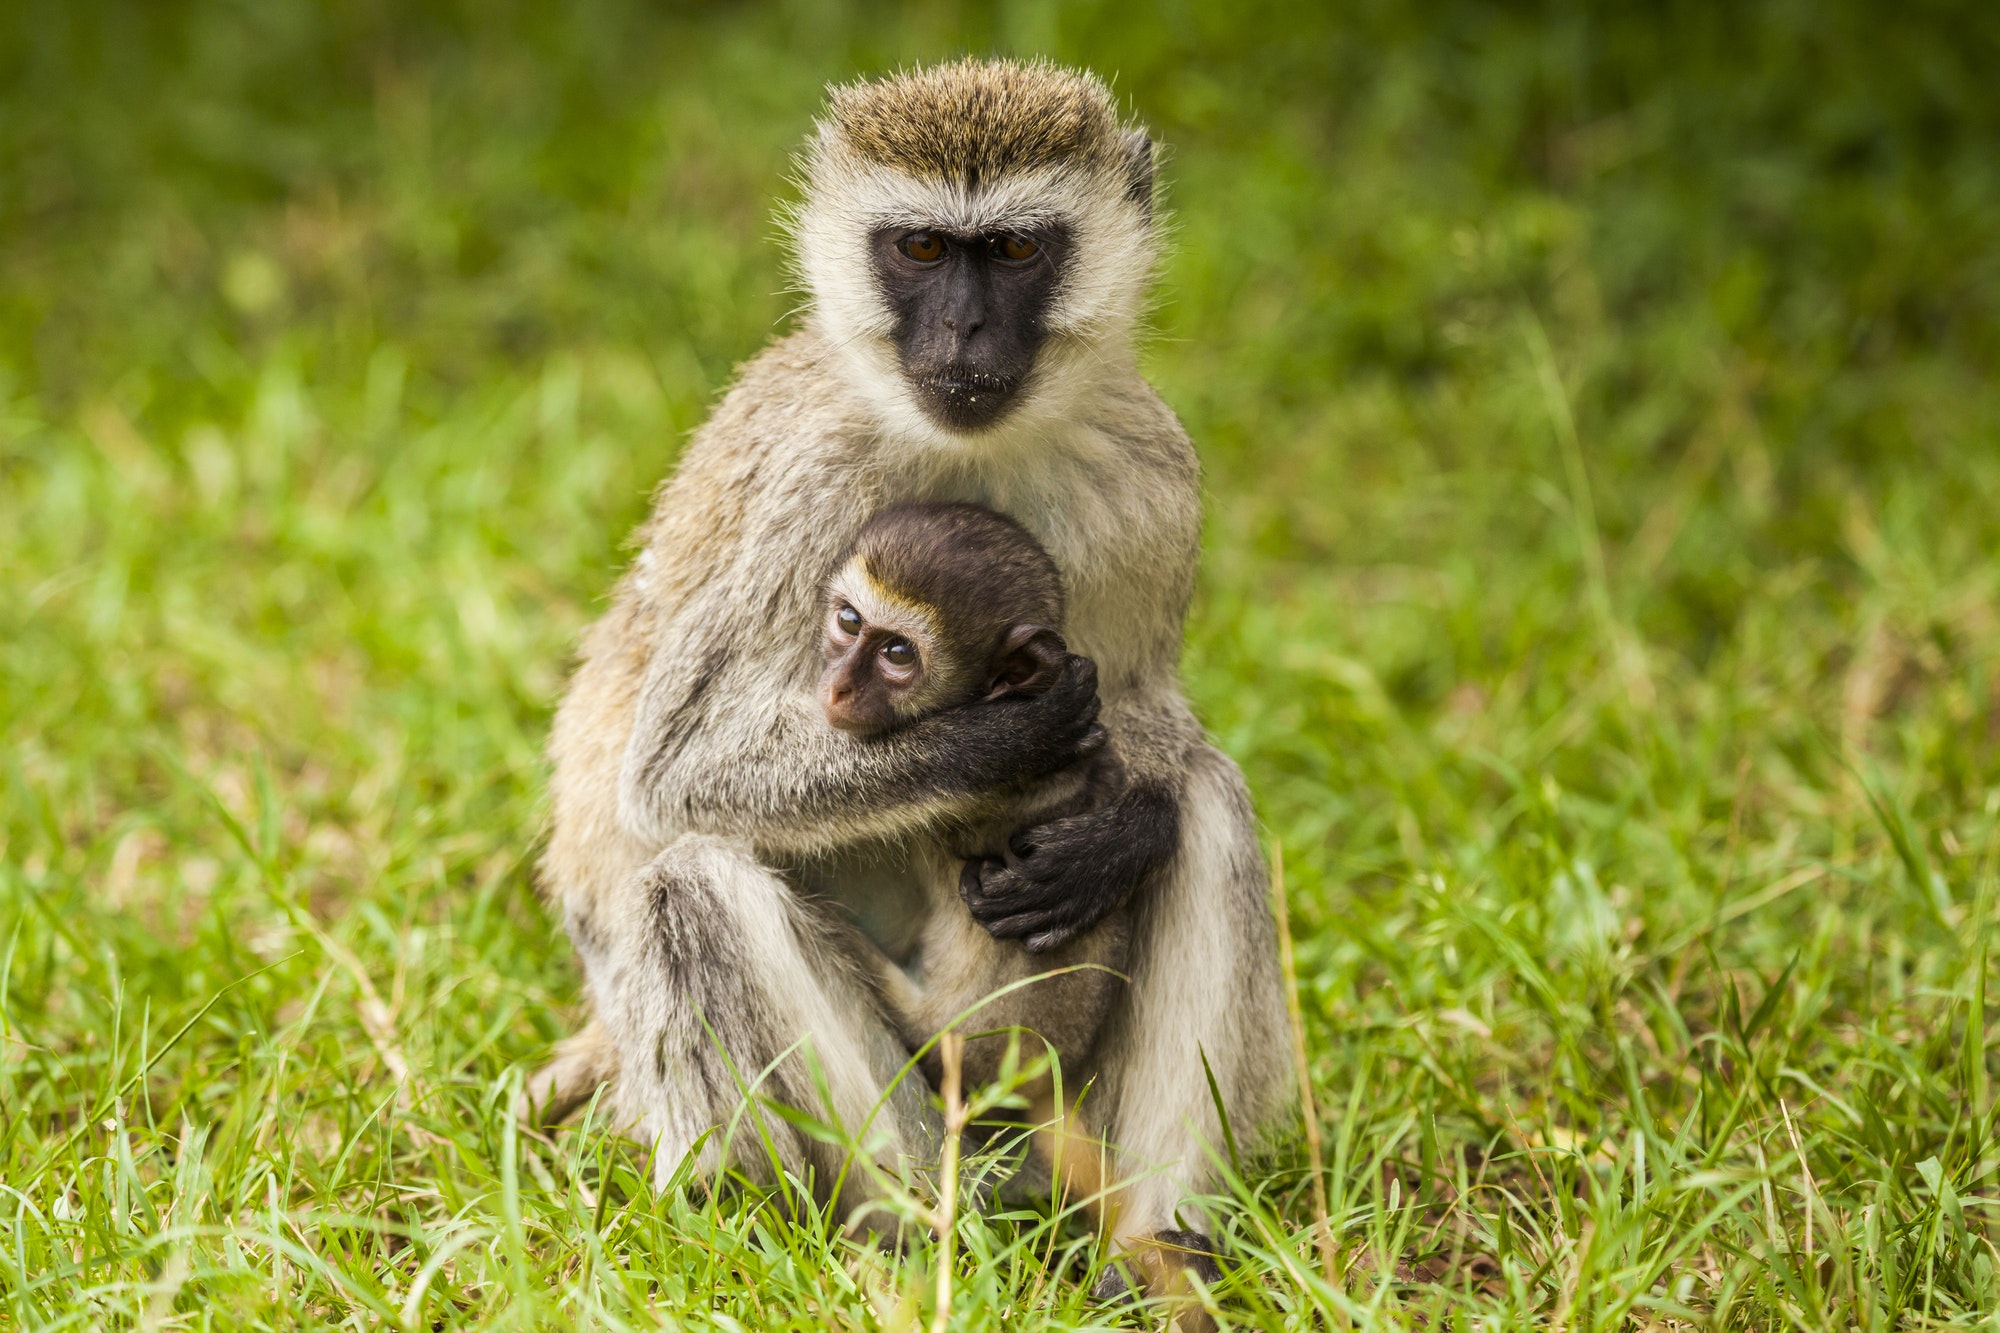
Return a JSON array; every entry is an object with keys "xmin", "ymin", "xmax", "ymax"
[{"xmin": 6, "ymin": 1, "xmax": 2000, "ymax": 1327}]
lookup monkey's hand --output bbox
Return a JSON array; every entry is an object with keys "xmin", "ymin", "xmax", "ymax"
[
  {"xmin": 959, "ymin": 778, "xmax": 1179, "ymax": 953},
  {"xmin": 913, "ymin": 653, "xmax": 1105, "ymax": 792}
]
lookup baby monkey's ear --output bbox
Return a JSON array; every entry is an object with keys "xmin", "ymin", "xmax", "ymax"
[{"xmin": 986, "ymin": 625, "xmax": 1068, "ymax": 699}]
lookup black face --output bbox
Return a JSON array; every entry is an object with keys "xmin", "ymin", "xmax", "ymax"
[{"xmin": 869, "ymin": 224, "xmax": 1070, "ymax": 432}]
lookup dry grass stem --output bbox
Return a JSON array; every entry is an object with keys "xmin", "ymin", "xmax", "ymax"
[{"xmin": 1271, "ymin": 841, "xmax": 1341, "ymax": 1295}]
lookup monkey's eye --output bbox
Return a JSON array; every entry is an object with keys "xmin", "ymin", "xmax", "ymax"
[
  {"xmin": 882, "ymin": 638, "xmax": 918, "ymax": 668},
  {"xmin": 899, "ymin": 231, "xmax": 945, "ymax": 263},
  {"xmin": 996, "ymin": 233, "xmax": 1040, "ymax": 262},
  {"xmin": 836, "ymin": 605, "xmax": 862, "ymax": 635}
]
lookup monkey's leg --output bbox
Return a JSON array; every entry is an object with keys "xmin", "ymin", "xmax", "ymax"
[
  {"xmin": 1089, "ymin": 745, "xmax": 1291, "ymax": 1332},
  {"xmin": 571, "ymin": 833, "xmax": 935, "ymax": 1205}
]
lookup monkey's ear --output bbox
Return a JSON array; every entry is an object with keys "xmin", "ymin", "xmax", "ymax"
[
  {"xmin": 987, "ymin": 625, "xmax": 1068, "ymax": 699},
  {"xmin": 1123, "ymin": 130, "xmax": 1156, "ymax": 213}
]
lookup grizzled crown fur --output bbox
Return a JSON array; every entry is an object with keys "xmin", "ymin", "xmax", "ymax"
[
  {"xmin": 824, "ymin": 58, "xmax": 1153, "ymax": 201},
  {"xmin": 788, "ymin": 58, "xmax": 1163, "ymax": 440}
]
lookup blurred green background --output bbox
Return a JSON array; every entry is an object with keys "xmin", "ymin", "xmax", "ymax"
[{"xmin": 6, "ymin": 1, "xmax": 2000, "ymax": 1326}]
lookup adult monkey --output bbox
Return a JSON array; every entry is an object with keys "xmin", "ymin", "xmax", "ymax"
[{"xmin": 533, "ymin": 57, "xmax": 1288, "ymax": 1293}]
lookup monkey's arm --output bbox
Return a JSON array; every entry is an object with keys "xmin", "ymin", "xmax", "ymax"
[
  {"xmin": 957, "ymin": 685, "xmax": 1198, "ymax": 953},
  {"xmin": 623, "ymin": 649, "xmax": 1105, "ymax": 856}
]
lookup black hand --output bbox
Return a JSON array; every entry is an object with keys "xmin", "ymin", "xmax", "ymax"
[
  {"xmin": 959, "ymin": 778, "xmax": 1179, "ymax": 952},
  {"xmin": 908, "ymin": 654, "xmax": 1103, "ymax": 794}
]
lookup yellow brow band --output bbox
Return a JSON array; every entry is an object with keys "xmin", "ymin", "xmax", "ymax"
[{"xmin": 841, "ymin": 556, "xmax": 942, "ymax": 645}]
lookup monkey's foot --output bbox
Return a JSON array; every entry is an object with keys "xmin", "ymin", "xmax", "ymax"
[
  {"xmin": 1091, "ymin": 1230, "xmax": 1224, "ymax": 1332},
  {"xmin": 1089, "ymin": 1260, "xmax": 1137, "ymax": 1304}
]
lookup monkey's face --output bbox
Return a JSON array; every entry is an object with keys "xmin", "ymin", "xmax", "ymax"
[
  {"xmin": 867, "ymin": 224, "xmax": 1070, "ymax": 432},
  {"xmin": 818, "ymin": 554, "xmax": 1070, "ymax": 734},
  {"xmin": 791, "ymin": 62, "xmax": 1160, "ymax": 442},
  {"xmin": 819, "ymin": 596, "xmax": 943, "ymax": 735}
]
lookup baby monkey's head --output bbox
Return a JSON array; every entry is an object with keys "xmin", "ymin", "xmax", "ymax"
[{"xmin": 821, "ymin": 503, "xmax": 1066, "ymax": 735}]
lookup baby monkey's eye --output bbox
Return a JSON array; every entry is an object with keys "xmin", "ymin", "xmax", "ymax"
[
  {"xmin": 899, "ymin": 231, "xmax": 945, "ymax": 263},
  {"xmin": 882, "ymin": 638, "xmax": 918, "ymax": 668},
  {"xmin": 995, "ymin": 233, "xmax": 1040, "ymax": 262},
  {"xmin": 836, "ymin": 605, "xmax": 862, "ymax": 634}
]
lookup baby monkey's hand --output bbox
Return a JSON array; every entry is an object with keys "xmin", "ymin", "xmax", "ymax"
[
  {"xmin": 952, "ymin": 650, "xmax": 1106, "ymax": 784},
  {"xmin": 959, "ymin": 777, "xmax": 1179, "ymax": 953}
]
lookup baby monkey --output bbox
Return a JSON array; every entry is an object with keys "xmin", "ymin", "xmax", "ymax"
[{"xmin": 816, "ymin": 502, "xmax": 1134, "ymax": 1099}]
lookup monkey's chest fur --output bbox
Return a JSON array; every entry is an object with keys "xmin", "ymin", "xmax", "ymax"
[{"xmin": 790, "ymin": 837, "xmax": 938, "ymax": 968}]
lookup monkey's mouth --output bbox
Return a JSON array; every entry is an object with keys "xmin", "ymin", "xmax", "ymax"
[{"xmin": 911, "ymin": 367, "xmax": 1023, "ymax": 431}]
